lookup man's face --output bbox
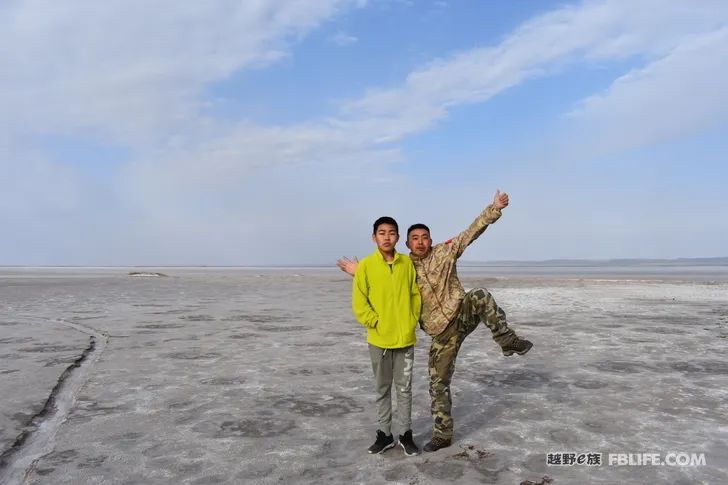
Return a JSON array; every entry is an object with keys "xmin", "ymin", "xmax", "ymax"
[
  {"xmin": 406, "ymin": 228, "xmax": 432, "ymax": 257},
  {"xmin": 372, "ymin": 223, "xmax": 399, "ymax": 253}
]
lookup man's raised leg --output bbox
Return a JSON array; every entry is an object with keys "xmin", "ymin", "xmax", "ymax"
[{"xmin": 461, "ymin": 288, "xmax": 532, "ymax": 356}]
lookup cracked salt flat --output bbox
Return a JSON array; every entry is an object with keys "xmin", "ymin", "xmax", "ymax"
[{"xmin": 0, "ymin": 267, "xmax": 727, "ymax": 484}]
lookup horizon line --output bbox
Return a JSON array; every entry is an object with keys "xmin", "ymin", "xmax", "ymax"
[{"xmin": 2, "ymin": 256, "xmax": 727, "ymax": 269}]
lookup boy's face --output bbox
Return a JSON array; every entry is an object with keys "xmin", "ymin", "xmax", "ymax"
[
  {"xmin": 406, "ymin": 228, "xmax": 432, "ymax": 257},
  {"xmin": 372, "ymin": 223, "xmax": 399, "ymax": 253}
]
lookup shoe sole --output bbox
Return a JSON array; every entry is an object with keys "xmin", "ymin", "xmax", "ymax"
[
  {"xmin": 503, "ymin": 342, "xmax": 533, "ymax": 356},
  {"xmin": 399, "ymin": 441, "xmax": 420, "ymax": 456},
  {"xmin": 368, "ymin": 441, "xmax": 396, "ymax": 454},
  {"xmin": 423, "ymin": 443, "xmax": 451, "ymax": 453}
]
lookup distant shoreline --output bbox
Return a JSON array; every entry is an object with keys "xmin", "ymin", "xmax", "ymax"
[{"xmin": 2, "ymin": 257, "xmax": 727, "ymax": 269}]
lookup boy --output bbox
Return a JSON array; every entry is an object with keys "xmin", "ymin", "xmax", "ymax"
[{"xmin": 352, "ymin": 216, "xmax": 422, "ymax": 456}]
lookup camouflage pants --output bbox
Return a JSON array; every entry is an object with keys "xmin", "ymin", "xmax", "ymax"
[{"xmin": 428, "ymin": 288, "xmax": 517, "ymax": 440}]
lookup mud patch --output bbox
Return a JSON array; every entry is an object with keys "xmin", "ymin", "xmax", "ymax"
[
  {"xmin": 101, "ymin": 432, "xmax": 146, "ymax": 449},
  {"xmin": 549, "ymin": 428, "xmax": 579, "ymax": 445},
  {"xmin": 136, "ymin": 323, "xmax": 187, "ymax": 329},
  {"xmin": 630, "ymin": 325, "xmax": 688, "ymax": 335},
  {"xmin": 199, "ymin": 376, "xmax": 246, "ymax": 386},
  {"xmin": 416, "ymin": 460, "xmax": 464, "ymax": 480},
  {"xmin": 230, "ymin": 314, "xmax": 289, "ymax": 323},
  {"xmin": 520, "ymin": 476, "xmax": 553, "ymax": 485},
  {"xmin": 270, "ymin": 394, "xmax": 364, "ymax": 417},
  {"xmin": 590, "ymin": 360, "xmax": 653, "ymax": 374},
  {"xmin": 238, "ymin": 464, "xmax": 275, "ymax": 480},
  {"xmin": 571, "ymin": 378, "xmax": 609, "ymax": 389},
  {"xmin": 148, "ymin": 309, "xmax": 189, "ymax": 315},
  {"xmin": 228, "ymin": 333, "xmax": 259, "ymax": 339},
  {"xmin": 452, "ymin": 444, "xmax": 493, "ymax": 461},
  {"xmin": 288, "ymin": 368, "xmax": 316, "ymax": 376},
  {"xmin": 669, "ymin": 360, "xmax": 728, "ymax": 375},
  {"xmin": 192, "ymin": 417, "xmax": 296, "ymax": 438},
  {"xmin": 44, "ymin": 449, "xmax": 79, "ymax": 464},
  {"xmin": 10, "ymin": 412, "xmax": 33, "ymax": 425},
  {"xmin": 71, "ymin": 400, "xmax": 129, "ymax": 418},
  {"xmin": 190, "ymin": 475, "xmax": 228, "ymax": 485},
  {"xmin": 162, "ymin": 336, "xmax": 200, "ymax": 343},
  {"xmin": 477, "ymin": 368, "xmax": 551, "ymax": 390},
  {"xmin": 580, "ymin": 420, "xmax": 606, "ymax": 433},
  {"xmin": 0, "ymin": 337, "xmax": 34, "ymax": 344},
  {"xmin": 257, "ymin": 324, "xmax": 307, "ymax": 332},
  {"xmin": 77, "ymin": 455, "xmax": 108, "ymax": 469},
  {"xmin": 70, "ymin": 315, "xmax": 105, "ymax": 321},
  {"xmin": 43, "ymin": 357, "xmax": 80, "ymax": 367},
  {"xmin": 517, "ymin": 320, "xmax": 562, "ymax": 327},
  {"xmin": 165, "ymin": 351, "xmax": 222, "ymax": 360},
  {"xmin": 447, "ymin": 444, "xmax": 502, "ymax": 480},
  {"xmin": 18, "ymin": 344, "xmax": 81, "ymax": 353},
  {"xmin": 168, "ymin": 400, "xmax": 195, "ymax": 410},
  {"xmin": 383, "ymin": 464, "xmax": 418, "ymax": 482},
  {"xmin": 179, "ymin": 315, "xmax": 216, "ymax": 322}
]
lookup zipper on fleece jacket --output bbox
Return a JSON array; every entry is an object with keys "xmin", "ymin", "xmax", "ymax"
[{"xmin": 387, "ymin": 260, "xmax": 406, "ymax": 347}]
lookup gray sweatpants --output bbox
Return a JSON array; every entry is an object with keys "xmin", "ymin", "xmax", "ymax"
[{"xmin": 368, "ymin": 344, "xmax": 414, "ymax": 436}]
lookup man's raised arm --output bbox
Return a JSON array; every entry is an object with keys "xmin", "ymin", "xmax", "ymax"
[{"xmin": 449, "ymin": 190, "xmax": 510, "ymax": 258}]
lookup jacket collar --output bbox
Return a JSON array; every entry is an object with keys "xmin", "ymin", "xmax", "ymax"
[
  {"xmin": 374, "ymin": 249, "xmax": 401, "ymax": 263},
  {"xmin": 409, "ymin": 249, "xmax": 432, "ymax": 261}
]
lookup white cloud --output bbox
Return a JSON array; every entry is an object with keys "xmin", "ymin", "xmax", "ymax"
[
  {"xmin": 329, "ymin": 31, "xmax": 358, "ymax": 46},
  {"xmin": 1, "ymin": 0, "xmax": 367, "ymax": 264},
  {"xmin": 567, "ymin": 27, "xmax": 728, "ymax": 154},
  {"xmin": 340, "ymin": 0, "xmax": 728, "ymax": 143},
  {"xmin": 0, "ymin": 0, "xmax": 356, "ymax": 144}
]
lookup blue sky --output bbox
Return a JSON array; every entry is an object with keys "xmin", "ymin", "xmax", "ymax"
[{"xmin": 2, "ymin": 0, "xmax": 727, "ymax": 265}]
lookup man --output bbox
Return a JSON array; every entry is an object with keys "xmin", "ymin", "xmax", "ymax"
[
  {"xmin": 337, "ymin": 190, "xmax": 532, "ymax": 452},
  {"xmin": 352, "ymin": 216, "xmax": 422, "ymax": 456}
]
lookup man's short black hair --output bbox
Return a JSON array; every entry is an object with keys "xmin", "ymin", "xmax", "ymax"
[
  {"xmin": 373, "ymin": 216, "xmax": 399, "ymax": 234},
  {"xmin": 407, "ymin": 223, "xmax": 430, "ymax": 238}
]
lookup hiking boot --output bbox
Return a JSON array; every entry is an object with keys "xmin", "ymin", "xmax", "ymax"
[
  {"xmin": 398, "ymin": 430, "xmax": 420, "ymax": 456},
  {"xmin": 423, "ymin": 436, "xmax": 451, "ymax": 453},
  {"xmin": 502, "ymin": 337, "xmax": 533, "ymax": 356},
  {"xmin": 367, "ymin": 430, "xmax": 395, "ymax": 454}
]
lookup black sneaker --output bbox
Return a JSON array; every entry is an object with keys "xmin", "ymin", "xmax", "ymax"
[
  {"xmin": 367, "ymin": 430, "xmax": 395, "ymax": 454},
  {"xmin": 423, "ymin": 436, "xmax": 451, "ymax": 452},
  {"xmin": 398, "ymin": 430, "xmax": 420, "ymax": 456},
  {"xmin": 502, "ymin": 338, "xmax": 533, "ymax": 356}
]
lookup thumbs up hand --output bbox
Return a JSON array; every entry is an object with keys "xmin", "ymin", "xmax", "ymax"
[{"xmin": 493, "ymin": 189, "xmax": 509, "ymax": 209}]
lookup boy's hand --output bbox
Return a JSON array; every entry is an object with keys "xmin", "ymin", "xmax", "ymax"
[
  {"xmin": 336, "ymin": 257, "xmax": 359, "ymax": 276},
  {"xmin": 493, "ymin": 189, "xmax": 509, "ymax": 209}
]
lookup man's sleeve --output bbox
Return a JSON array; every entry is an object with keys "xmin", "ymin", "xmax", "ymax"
[
  {"xmin": 449, "ymin": 204, "xmax": 502, "ymax": 258},
  {"xmin": 352, "ymin": 262, "xmax": 378, "ymax": 328},
  {"xmin": 410, "ymin": 263, "xmax": 422, "ymax": 323}
]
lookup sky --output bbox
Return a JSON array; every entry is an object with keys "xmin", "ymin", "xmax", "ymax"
[{"xmin": 2, "ymin": 0, "xmax": 727, "ymax": 266}]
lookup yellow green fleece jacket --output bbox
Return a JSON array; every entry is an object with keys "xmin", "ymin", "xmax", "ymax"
[{"xmin": 352, "ymin": 250, "xmax": 421, "ymax": 349}]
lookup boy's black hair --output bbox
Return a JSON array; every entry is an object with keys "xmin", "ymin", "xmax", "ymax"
[
  {"xmin": 407, "ymin": 223, "xmax": 430, "ymax": 238},
  {"xmin": 373, "ymin": 216, "xmax": 399, "ymax": 234}
]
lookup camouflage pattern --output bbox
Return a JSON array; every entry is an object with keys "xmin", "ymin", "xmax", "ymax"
[
  {"xmin": 411, "ymin": 204, "xmax": 502, "ymax": 337},
  {"xmin": 428, "ymin": 288, "xmax": 517, "ymax": 440}
]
